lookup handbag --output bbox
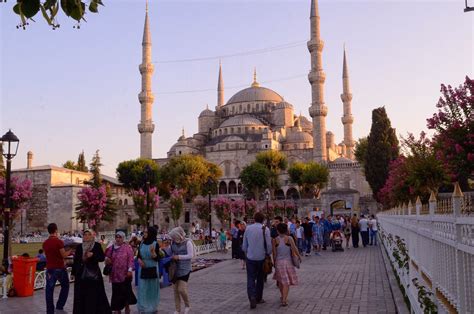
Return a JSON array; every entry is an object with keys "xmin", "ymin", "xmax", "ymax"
[
  {"xmin": 262, "ymin": 226, "xmax": 273, "ymax": 275},
  {"xmin": 103, "ymin": 246, "xmax": 115, "ymax": 276},
  {"xmin": 288, "ymin": 237, "xmax": 301, "ymax": 269},
  {"xmin": 81, "ymin": 265, "xmax": 100, "ymax": 281},
  {"xmin": 167, "ymin": 260, "xmax": 178, "ymax": 283},
  {"xmin": 140, "ymin": 266, "xmax": 158, "ymax": 279}
]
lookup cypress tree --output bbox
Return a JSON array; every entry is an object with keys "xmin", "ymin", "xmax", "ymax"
[
  {"xmin": 0, "ymin": 143, "xmax": 4, "ymax": 177},
  {"xmin": 88, "ymin": 150, "xmax": 103, "ymax": 188},
  {"xmin": 365, "ymin": 107, "xmax": 399, "ymax": 201},
  {"xmin": 77, "ymin": 151, "xmax": 88, "ymax": 172}
]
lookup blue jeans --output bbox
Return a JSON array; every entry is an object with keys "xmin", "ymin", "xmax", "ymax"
[
  {"xmin": 304, "ymin": 238, "xmax": 312, "ymax": 254},
  {"xmin": 246, "ymin": 259, "xmax": 265, "ymax": 302},
  {"xmin": 297, "ymin": 238, "xmax": 304, "ymax": 253},
  {"xmin": 45, "ymin": 268, "xmax": 69, "ymax": 314},
  {"xmin": 370, "ymin": 230, "xmax": 378, "ymax": 245}
]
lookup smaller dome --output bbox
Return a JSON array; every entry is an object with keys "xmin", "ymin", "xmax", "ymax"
[
  {"xmin": 286, "ymin": 131, "xmax": 313, "ymax": 143},
  {"xmin": 275, "ymin": 101, "xmax": 293, "ymax": 110},
  {"xmin": 199, "ymin": 108, "xmax": 215, "ymax": 118},
  {"xmin": 221, "ymin": 136, "xmax": 244, "ymax": 142},
  {"xmin": 299, "ymin": 116, "xmax": 312, "ymax": 129},
  {"xmin": 219, "ymin": 114, "xmax": 265, "ymax": 128},
  {"xmin": 333, "ymin": 157, "xmax": 353, "ymax": 164}
]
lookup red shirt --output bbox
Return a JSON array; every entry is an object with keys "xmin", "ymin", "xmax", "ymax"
[{"xmin": 43, "ymin": 236, "xmax": 65, "ymax": 269}]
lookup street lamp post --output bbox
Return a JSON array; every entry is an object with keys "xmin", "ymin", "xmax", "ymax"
[
  {"xmin": 206, "ymin": 178, "xmax": 214, "ymax": 240},
  {"xmin": 144, "ymin": 165, "xmax": 152, "ymax": 227},
  {"xmin": 1, "ymin": 130, "xmax": 20, "ymax": 274},
  {"xmin": 264, "ymin": 188, "xmax": 270, "ymax": 227}
]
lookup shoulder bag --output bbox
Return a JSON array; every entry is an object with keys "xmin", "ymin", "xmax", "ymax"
[
  {"xmin": 103, "ymin": 246, "xmax": 114, "ymax": 276},
  {"xmin": 287, "ymin": 237, "xmax": 302, "ymax": 269},
  {"xmin": 262, "ymin": 226, "xmax": 273, "ymax": 275}
]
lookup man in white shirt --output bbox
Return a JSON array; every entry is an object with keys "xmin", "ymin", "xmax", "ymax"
[
  {"xmin": 369, "ymin": 215, "xmax": 378, "ymax": 246},
  {"xmin": 359, "ymin": 215, "xmax": 369, "ymax": 247}
]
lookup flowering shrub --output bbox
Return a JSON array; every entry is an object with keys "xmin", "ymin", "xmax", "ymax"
[
  {"xmin": 194, "ymin": 199, "xmax": 210, "ymax": 221},
  {"xmin": 213, "ymin": 197, "xmax": 231, "ymax": 225},
  {"xmin": 131, "ymin": 187, "xmax": 160, "ymax": 225},
  {"xmin": 0, "ymin": 176, "xmax": 33, "ymax": 218},
  {"xmin": 76, "ymin": 185, "xmax": 115, "ymax": 229},
  {"xmin": 245, "ymin": 199, "xmax": 258, "ymax": 220},
  {"xmin": 427, "ymin": 76, "xmax": 474, "ymax": 189},
  {"xmin": 169, "ymin": 188, "xmax": 184, "ymax": 225}
]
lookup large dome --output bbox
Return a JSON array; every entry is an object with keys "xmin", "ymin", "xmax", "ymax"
[{"xmin": 227, "ymin": 86, "xmax": 284, "ymax": 105}]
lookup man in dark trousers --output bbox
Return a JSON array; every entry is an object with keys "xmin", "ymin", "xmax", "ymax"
[
  {"xmin": 242, "ymin": 212, "xmax": 272, "ymax": 309},
  {"xmin": 231, "ymin": 220, "xmax": 240, "ymax": 259},
  {"xmin": 301, "ymin": 217, "xmax": 313, "ymax": 256}
]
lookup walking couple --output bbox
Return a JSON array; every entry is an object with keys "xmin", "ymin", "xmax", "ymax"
[{"xmin": 242, "ymin": 212, "xmax": 301, "ymax": 309}]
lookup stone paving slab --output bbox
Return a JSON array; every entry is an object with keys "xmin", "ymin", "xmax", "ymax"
[{"xmin": 0, "ymin": 245, "xmax": 396, "ymax": 313}]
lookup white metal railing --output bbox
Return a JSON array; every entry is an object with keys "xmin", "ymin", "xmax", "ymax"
[{"xmin": 378, "ymin": 186, "xmax": 474, "ymax": 314}]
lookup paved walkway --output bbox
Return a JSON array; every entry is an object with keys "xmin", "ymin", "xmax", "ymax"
[{"xmin": 0, "ymin": 245, "xmax": 397, "ymax": 313}]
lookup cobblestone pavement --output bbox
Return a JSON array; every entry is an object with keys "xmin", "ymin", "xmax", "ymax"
[{"xmin": 0, "ymin": 245, "xmax": 397, "ymax": 313}]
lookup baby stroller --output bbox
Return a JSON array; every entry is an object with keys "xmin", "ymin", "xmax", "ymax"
[{"xmin": 330, "ymin": 230, "xmax": 344, "ymax": 252}]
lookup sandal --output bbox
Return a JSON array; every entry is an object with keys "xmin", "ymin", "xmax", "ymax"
[{"xmin": 281, "ymin": 302, "xmax": 288, "ymax": 307}]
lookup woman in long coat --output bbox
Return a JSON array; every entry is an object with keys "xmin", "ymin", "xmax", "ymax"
[{"xmin": 72, "ymin": 229, "xmax": 111, "ymax": 314}]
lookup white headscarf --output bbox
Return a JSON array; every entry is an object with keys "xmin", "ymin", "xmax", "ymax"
[{"xmin": 169, "ymin": 227, "xmax": 186, "ymax": 243}]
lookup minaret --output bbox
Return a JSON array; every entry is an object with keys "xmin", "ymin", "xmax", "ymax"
[
  {"xmin": 308, "ymin": 0, "xmax": 328, "ymax": 162},
  {"xmin": 138, "ymin": 0, "xmax": 155, "ymax": 159},
  {"xmin": 341, "ymin": 46, "xmax": 354, "ymax": 159},
  {"xmin": 217, "ymin": 61, "xmax": 224, "ymax": 108}
]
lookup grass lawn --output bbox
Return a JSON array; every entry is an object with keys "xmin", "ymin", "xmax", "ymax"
[{"xmin": 0, "ymin": 242, "xmax": 43, "ymax": 258}]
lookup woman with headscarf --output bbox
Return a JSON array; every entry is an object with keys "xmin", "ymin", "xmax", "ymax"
[
  {"xmin": 169, "ymin": 227, "xmax": 194, "ymax": 314},
  {"xmin": 72, "ymin": 230, "xmax": 111, "ymax": 314},
  {"xmin": 105, "ymin": 231, "xmax": 137, "ymax": 314},
  {"xmin": 137, "ymin": 226, "xmax": 160, "ymax": 314},
  {"xmin": 351, "ymin": 214, "xmax": 360, "ymax": 248}
]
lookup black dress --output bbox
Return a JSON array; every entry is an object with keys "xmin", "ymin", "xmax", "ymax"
[
  {"xmin": 72, "ymin": 242, "xmax": 112, "ymax": 314},
  {"xmin": 237, "ymin": 229, "xmax": 246, "ymax": 260}
]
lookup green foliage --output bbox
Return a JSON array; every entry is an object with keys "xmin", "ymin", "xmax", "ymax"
[
  {"xmin": 288, "ymin": 161, "xmax": 329, "ymax": 198},
  {"xmin": 365, "ymin": 107, "xmax": 399, "ymax": 201},
  {"xmin": 76, "ymin": 151, "xmax": 88, "ymax": 172},
  {"xmin": 402, "ymin": 132, "xmax": 448, "ymax": 197},
  {"xmin": 62, "ymin": 160, "xmax": 77, "ymax": 170},
  {"xmin": 354, "ymin": 137, "xmax": 368, "ymax": 167},
  {"xmin": 88, "ymin": 149, "xmax": 102, "ymax": 188},
  {"xmin": 412, "ymin": 278, "xmax": 437, "ymax": 314},
  {"xmin": 159, "ymin": 155, "xmax": 222, "ymax": 200},
  {"xmin": 239, "ymin": 162, "xmax": 270, "ymax": 199},
  {"xmin": 116, "ymin": 159, "xmax": 160, "ymax": 191},
  {"xmin": 255, "ymin": 151, "xmax": 287, "ymax": 193},
  {"xmin": 11, "ymin": 0, "xmax": 105, "ymax": 29}
]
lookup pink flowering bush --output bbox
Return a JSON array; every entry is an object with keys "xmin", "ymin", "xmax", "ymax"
[
  {"xmin": 170, "ymin": 188, "xmax": 185, "ymax": 225},
  {"xmin": 0, "ymin": 176, "xmax": 33, "ymax": 218},
  {"xmin": 76, "ymin": 185, "xmax": 115, "ymax": 229},
  {"xmin": 213, "ymin": 197, "xmax": 231, "ymax": 225},
  {"xmin": 377, "ymin": 157, "xmax": 412, "ymax": 208},
  {"xmin": 244, "ymin": 199, "xmax": 258, "ymax": 219},
  {"xmin": 131, "ymin": 187, "xmax": 160, "ymax": 225},
  {"xmin": 427, "ymin": 76, "xmax": 474, "ymax": 189},
  {"xmin": 194, "ymin": 199, "xmax": 210, "ymax": 221}
]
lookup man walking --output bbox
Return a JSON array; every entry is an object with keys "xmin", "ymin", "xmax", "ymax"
[
  {"xmin": 359, "ymin": 215, "xmax": 370, "ymax": 247},
  {"xmin": 242, "ymin": 212, "xmax": 272, "ymax": 309},
  {"xmin": 301, "ymin": 217, "xmax": 313, "ymax": 256},
  {"xmin": 43, "ymin": 223, "xmax": 71, "ymax": 314},
  {"xmin": 369, "ymin": 214, "xmax": 378, "ymax": 245}
]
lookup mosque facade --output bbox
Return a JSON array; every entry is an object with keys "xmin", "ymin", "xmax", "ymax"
[{"xmin": 139, "ymin": 0, "xmax": 374, "ymax": 217}]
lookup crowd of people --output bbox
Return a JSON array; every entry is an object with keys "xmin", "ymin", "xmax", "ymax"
[
  {"xmin": 38, "ymin": 211, "xmax": 377, "ymax": 313},
  {"xmin": 42, "ymin": 223, "xmax": 194, "ymax": 314}
]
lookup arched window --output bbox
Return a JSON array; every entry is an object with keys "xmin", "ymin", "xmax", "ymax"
[
  {"xmin": 124, "ymin": 199, "xmax": 128, "ymax": 206},
  {"xmin": 228, "ymin": 181, "xmax": 237, "ymax": 194},
  {"xmin": 239, "ymin": 104, "xmax": 242, "ymax": 112},
  {"xmin": 275, "ymin": 189, "xmax": 285, "ymax": 200},
  {"xmin": 237, "ymin": 127, "xmax": 241, "ymax": 133},
  {"xmin": 119, "ymin": 199, "xmax": 123, "ymax": 206},
  {"xmin": 286, "ymin": 188, "xmax": 300, "ymax": 200},
  {"xmin": 247, "ymin": 104, "xmax": 251, "ymax": 111},
  {"xmin": 219, "ymin": 181, "xmax": 228, "ymax": 194},
  {"xmin": 224, "ymin": 129, "xmax": 228, "ymax": 135},
  {"xmin": 256, "ymin": 103, "xmax": 260, "ymax": 111}
]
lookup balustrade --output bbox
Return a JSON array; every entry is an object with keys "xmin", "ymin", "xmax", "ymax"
[{"xmin": 378, "ymin": 184, "xmax": 474, "ymax": 313}]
